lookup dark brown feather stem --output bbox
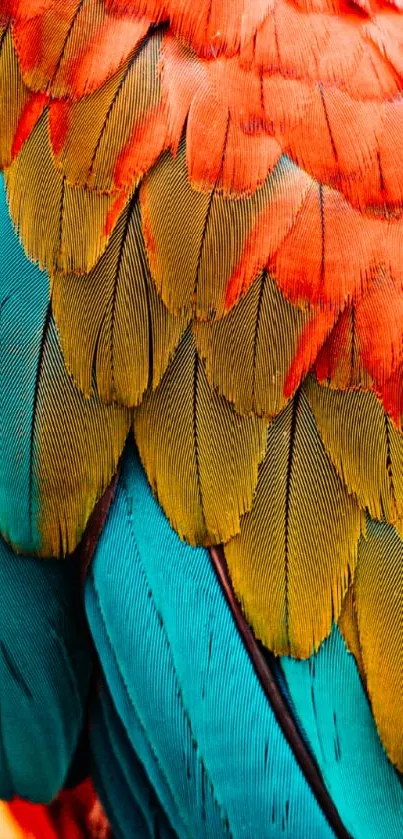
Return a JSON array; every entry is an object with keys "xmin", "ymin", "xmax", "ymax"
[
  {"xmin": 77, "ymin": 469, "xmax": 120, "ymax": 583},
  {"xmin": 209, "ymin": 544, "xmax": 352, "ymax": 839}
]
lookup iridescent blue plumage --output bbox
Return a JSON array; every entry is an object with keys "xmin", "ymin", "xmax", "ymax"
[{"xmin": 86, "ymin": 443, "xmax": 337, "ymax": 838}]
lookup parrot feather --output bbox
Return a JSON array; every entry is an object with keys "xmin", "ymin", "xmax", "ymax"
[
  {"xmin": 49, "ymin": 31, "xmax": 166, "ymax": 192},
  {"xmin": 193, "ymin": 272, "xmax": 310, "ymax": 418},
  {"xmin": 87, "ymin": 583, "xmax": 190, "ymax": 837},
  {"xmin": 337, "ymin": 586, "xmax": 366, "ymax": 682},
  {"xmin": 282, "ymin": 627, "xmax": 403, "ymax": 838},
  {"xmin": 140, "ymin": 146, "xmax": 289, "ymax": 319},
  {"xmin": 0, "ymin": 172, "xmax": 130, "ymax": 555},
  {"xmin": 52, "ymin": 196, "xmax": 188, "ymax": 405},
  {"xmin": 133, "ymin": 329, "xmax": 268, "ymax": 545},
  {"xmin": 1, "ymin": 0, "xmax": 403, "ymax": 782},
  {"xmin": 0, "ymin": 29, "xmax": 30, "ymax": 168},
  {"xmin": 92, "ymin": 683, "xmax": 178, "ymax": 839},
  {"xmin": 346, "ymin": 520, "xmax": 403, "ymax": 771},
  {"xmin": 224, "ymin": 387, "xmax": 365, "ymax": 657},
  {"xmin": 11, "ymin": 0, "xmax": 151, "ymax": 99},
  {"xmin": 0, "ymin": 536, "xmax": 91, "ymax": 802},
  {"xmin": 5, "ymin": 114, "xmax": 117, "ymax": 274},
  {"xmin": 314, "ymin": 306, "xmax": 373, "ymax": 391},
  {"xmin": 85, "ymin": 443, "xmax": 337, "ymax": 838},
  {"xmin": 305, "ymin": 375, "xmax": 403, "ymax": 524}
]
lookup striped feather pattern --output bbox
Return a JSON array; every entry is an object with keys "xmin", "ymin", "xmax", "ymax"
[
  {"xmin": 0, "ymin": 29, "xmax": 30, "ymax": 168},
  {"xmin": 305, "ymin": 376, "xmax": 403, "ymax": 526},
  {"xmin": 85, "ymin": 444, "xmax": 336, "ymax": 838},
  {"xmin": 140, "ymin": 151, "xmax": 300, "ymax": 320},
  {"xmin": 50, "ymin": 31, "xmax": 166, "ymax": 191},
  {"xmin": 12, "ymin": 0, "xmax": 151, "ymax": 99},
  {"xmin": 0, "ymin": 534, "xmax": 91, "ymax": 802},
  {"xmin": 0, "ymin": 171, "xmax": 130, "ymax": 555},
  {"xmin": 224, "ymin": 387, "xmax": 364, "ymax": 657},
  {"xmin": 52, "ymin": 196, "xmax": 188, "ymax": 405},
  {"xmin": 282, "ymin": 627, "xmax": 403, "ymax": 837},
  {"xmin": 133, "ymin": 329, "xmax": 268, "ymax": 544},
  {"xmin": 5, "ymin": 115, "xmax": 116, "ymax": 274},
  {"xmin": 0, "ymin": 0, "xmax": 403, "ymax": 770},
  {"xmin": 91, "ymin": 679, "xmax": 180, "ymax": 839},
  {"xmin": 342, "ymin": 521, "xmax": 403, "ymax": 770},
  {"xmin": 193, "ymin": 272, "xmax": 310, "ymax": 418}
]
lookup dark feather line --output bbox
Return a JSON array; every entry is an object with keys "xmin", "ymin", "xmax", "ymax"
[
  {"xmin": 76, "ymin": 466, "xmax": 120, "ymax": 583},
  {"xmin": 0, "ymin": 641, "xmax": 33, "ymax": 700},
  {"xmin": 28, "ymin": 301, "xmax": 52, "ymax": 542},
  {"xmin": 0, "ymin": 26, "xmax": 7, "ymax": 55},
  {"xmin": 50, "ymin": 0, "xmax": 85, "ymax": 85},
  {"xmin": 251, "ymin": 271, "xmax": 266, "ymax": 408},
  {"xmin": 209, "ymin": 544, "xmax": 352, "ymax": 839},
  {"xmin": 109, "ymin": 194, "xmax": 137, "ymax": 396},
  {"xmin": 284, "ymin": 386, "xmax": 301, "ymax": 650}
]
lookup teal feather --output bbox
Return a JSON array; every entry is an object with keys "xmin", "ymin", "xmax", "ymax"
[
  {"xmin": 0, "ymin": 171, "xmax": 47, "ymax": 550},
  {"xmin": 0, "ymin": 534, "xmax": 92, "ymax": 802},
  {"xmin": 85, "ymin": 443, "xmax": 336, "ymax": 838},
  {"xmin": 91, "ymin": 693, "xmax": 152, "ymax": 839},
  {"xmin": 91, "ymin": 680, "xmax": 177, "ymax": 839},
  {"xmin": 86, "ymin": 575, "xmax": 190, "ymax": 836},
  {"xmin": 281, "ymin": 628, "xmax": 403, "ymax": 839}
]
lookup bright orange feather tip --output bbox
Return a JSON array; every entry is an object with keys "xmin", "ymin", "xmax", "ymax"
[
  {"xmin": 12, "ymin": 0, "xmax": 151, "ymax": 99},
  {"xmin": 106, "ymin": 0, "xmax": 275, "ymax": 58},
  {"xmin": 284, "ymin": 277, "xmax": 403, "ymax": 423},
  {"xmin": 11, "ymin": 90, "xmax": 48, "ymax": 159}
]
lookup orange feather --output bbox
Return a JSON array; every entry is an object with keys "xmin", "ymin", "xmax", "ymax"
[{"xmin": 11, "ymin": 90, "xmax": 48, "ymax": 158}]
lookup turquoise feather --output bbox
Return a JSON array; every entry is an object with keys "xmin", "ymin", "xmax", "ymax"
[
  {"xmin": 281, "ymin": 628, "xmax": 403, "ymax": 839},
  {"xmin": 91, "ymin": 680, "xmax": 176, "ymax": 839},
  {"xmin": 85, "ymin": 443, "xmax": 336, "ymax": 838},
  {"xmin": 0, "ymin": 534, "xmax": 92, "ymax": 802},
  {"xmin": 0, "ymin": 171, "xmax": 47, "ymax": 550}
]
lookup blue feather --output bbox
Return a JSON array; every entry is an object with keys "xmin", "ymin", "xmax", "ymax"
[
  {"xmin": 85, "ymin": 444, "xmax": 336, "ymax": 838},
  {"xmin": 91, "ymin": 679, "xmax": 177, "ymax": 839},
  {"xmin": 281, "ymin": 627, "xmax": 403, "ymax": 839},
  {"xmin": 0, "ymin": 171, "xmax": 48, "ymax": 550},
  {"xmin": 0, "ymin": 534, "xmax": 92, "ymax": 802}
]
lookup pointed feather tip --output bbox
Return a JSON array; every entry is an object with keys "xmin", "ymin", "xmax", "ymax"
[
  {"xmin": 11, "ymin": 91, "xmax": 48, "ymax": 160},
  {"xmin": 104, "ymin": 192, "xmax": 129, "ymax": 236}
]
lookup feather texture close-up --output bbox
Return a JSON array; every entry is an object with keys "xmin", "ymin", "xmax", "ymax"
[{"xmin": 0, "ymin": 0, "xmax": 402, "ymax": 836}]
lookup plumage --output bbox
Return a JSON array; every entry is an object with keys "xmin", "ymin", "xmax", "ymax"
[
  {"xmin": 5, "ymin": 114, "xmax": 116, "ymax": 274},
  {"xmin": 85, "ymin": 445, "xmax": 337, "ymax": 838},
  {"xmin": 193, "ymin": 272, "xmax": 310, "ymax": 418},
  {"xmin": 51, "ymin": 196, "xmax": 188, "ymax": 405},
  {"xmin": 0, "ymin": 0, "xmax": 403, "ymax": 831},
  {"xmin": 0, "ymin": 172, "xmax": 130, "ymax": 555},
  {"xmin": 344, "ymin": 520, "xmax": 403, "ymax": 771},
  {"xmin": 0, "ymin": 29, "xmax": 30, "ymax": 168},
  {"xmin": 224, "ymin": 386, "xmax": 364, "ymax": 657},
  {"xmin": 282, "ymin": 628, "xmax": 403, "ymax": 837},
  {"xmin": 304, "ymin": 376, "xmax": 403, "ymax": 525},
  {"xmin": 133, "ymin": 329, "xmax": 268, "ymax": 545},
  {"xmin": 140, "ymin": 144, "xmax": 280, "ymax": 319},
  {"xmin": 49, "ymin": 30, "xmax": 165, "ymax": 191},
  {"xmin": 91, "ymin": 685, "xmax": 176, "ymax": 839},
  {"xmin": 0, "ymin": 533, "xmax": 91, "ymax": 802}
]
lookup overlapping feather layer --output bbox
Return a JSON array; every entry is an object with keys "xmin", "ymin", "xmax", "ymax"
[{"xmin": 0, "ymin": 0, "xmax": 402, "ymax": 769}]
